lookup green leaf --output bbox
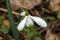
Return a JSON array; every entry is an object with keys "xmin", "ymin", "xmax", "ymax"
[
  {"xmin": 6, "ymin": 0, "xmax": 19, "ymax": 40},
  {"xmin": 57, "ymin": 12, "xmax": 60, "ymax": 19},
  {"xmin": 1, "ymin": 25, "xmax": 9, "ymax": 34},
  {"xmin": 23, "ymin": 26, "xmax": 36, "ymax": 36},
  {"xmin": 34, "ymin": 36, "xmax": 42, "ymax": 40},
  {"xmin": 27, "ymin": 28, "xmax": 36, "ymax": 36},
  {"xmin": 0, "ymin": 17, "xmax": 4, "ymax": 22},
  {"xmin": 25, "ymin": 38, "xmax": 31, "ymax": 40}
]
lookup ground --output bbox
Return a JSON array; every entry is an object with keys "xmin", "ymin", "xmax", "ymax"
[{"xmin": 0, "ymin": 0, "xmax": 60, "ymax": 40}]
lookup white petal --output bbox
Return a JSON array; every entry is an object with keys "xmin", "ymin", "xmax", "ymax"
[
  {"xmin": 17, "ymin": 16, "xmax": 28, "ymax": 31},
  {"xmin": 30, "ymin": 16, "xmax": 47, "ymax": 27},
  {"xmin": 26, "ymin": 17, "xmax": 34, "ymax": 27},
  {"xmin": 20, "ymin": 11, "xmax": 25, "ymax": 16}
]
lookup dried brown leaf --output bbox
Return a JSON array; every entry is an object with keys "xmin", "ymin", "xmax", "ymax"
[
  {"xmin": 49, "ymin": 0, "xmax": 60, "ymax": 12},
  {"xmin": 10, "ymin": 0, "xmax": 41, "ymax": 10},
  {"xmin": 45, "ymin": 29, "xmax": 55, "ymax": 40},
  {"xmin": 0, "ymin": 36, "xmax": 3, "ymax": 40},
  {"xmin": 3, "ymin": 19, "xmax": 10, "ymax": 29}
]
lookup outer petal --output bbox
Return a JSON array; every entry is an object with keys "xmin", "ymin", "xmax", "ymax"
[
  {"xmin": 30, "ymin": 16, "xmax": 47, "ymax": 27},
  {"xmin": 26, "ymin": 17, "xmax": 34, "ymax": 27},
  {"xmin": 20, "ymin": 11, "xmax": 25, "ymax": 16},
  {"xmin": 17, "ymin": 16, "xmax": 28, "ymax": 31}
]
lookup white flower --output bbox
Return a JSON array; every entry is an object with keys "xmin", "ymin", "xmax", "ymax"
[
  {"xmin": 17, "ymin": 16, "xmax": 27, "ymax": 31},
  {"xmin": 20, "ymin": 11, "xmax": 25, "ymax": 16},
  {"xmin": 17, "ymin": 11, "xmax": 47, "ymax": 31},
  {"xmin": 26, "ymin": 17, "xmax": 34, "ymax": 27}
]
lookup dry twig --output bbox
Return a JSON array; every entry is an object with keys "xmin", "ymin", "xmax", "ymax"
[{"xmin": 0, "ymin": 8, "xmax": 20, "ymax": 16}]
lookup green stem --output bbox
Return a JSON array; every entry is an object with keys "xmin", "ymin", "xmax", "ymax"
[{"xmin": 6, "ymin": 0, "xmax": 19, "ymax": 40}]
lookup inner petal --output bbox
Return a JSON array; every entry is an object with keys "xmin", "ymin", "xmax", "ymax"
[{"xmin": 26, "ymin": 17, "xmax": 34, "ymax": 27}]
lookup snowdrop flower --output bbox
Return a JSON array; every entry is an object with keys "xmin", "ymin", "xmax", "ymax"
[
  {"xmin": 20, "ymin": 11, "xmax": 25, "ymax": 16},
  {"xmin": 17, "ymin": 11, "xmax": 47, "ymax": 31}
]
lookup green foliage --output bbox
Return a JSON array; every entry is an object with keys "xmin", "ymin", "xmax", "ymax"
[
  {"xmin": 44, "ymin": 17, "xmax": 55, "ymax": 22},
  {"xmin": 23, "ymin": 25, "xmax": 43, "ymax": 40},
  {"xmin": 0, "ymin": 17, "xmax": 4, "ymax": 22},
  {"xmin": 23, "ymin": 26, "xmax": 36, "ymax": 36},
  {"xmin": 34, "ymin": 36, "xmax": 42, "ymax": 40},
  {"xmin": 1, "ymin": 25, "xmax": 9, "ymax": 34},
  {"xmin": 57, "ymin": 12, "xmax": 60, "ymax": 19},
  {"xmin": 25, "ymin": 38, "xmax": 31, "ymax": 40}
]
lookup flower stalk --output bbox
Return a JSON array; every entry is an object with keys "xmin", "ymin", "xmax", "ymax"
[{"xmin": 6, "ymin": 0, "xmax": 19, "ymax": 40}]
